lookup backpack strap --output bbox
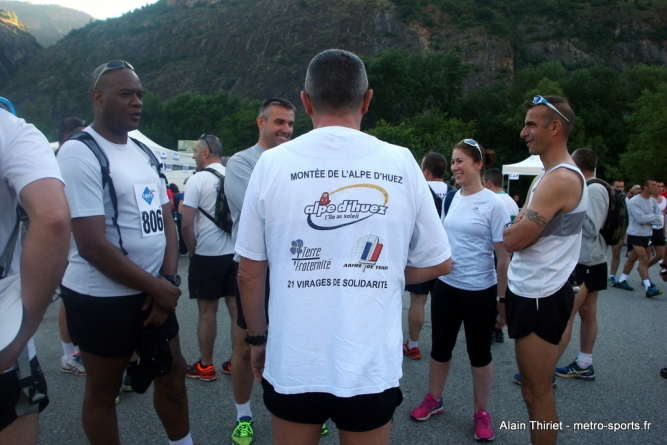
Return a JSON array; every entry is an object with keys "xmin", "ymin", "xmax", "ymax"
[
  {"xmin": 0, "ymin": 207, "xmax": 26, "ymax": 279},
  {"xmin": 69, "ymin": 132, "xmax": 128, "ymax": 255},
  {"xmin": 428, "ymin": 186, "xmax": 443, "ymax": 218},
  {"xmin": 14, "ymin": 345, "xmax": 46, "ymax": 416},
  {"xmin": 197, "ymin": 168, "xmax": 223, "ymax": 226},
  {"xmin": 444, "ymin": 189, "xmax": 457, "ymax": 216},
  {"xmin": 130, "ymin": 137, "xmax": 169, "ymax": 190}
]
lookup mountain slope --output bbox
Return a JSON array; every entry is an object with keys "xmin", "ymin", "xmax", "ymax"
[{"xmin": 0, "ymin": 9, "xmax": 41, "ymax": 84}]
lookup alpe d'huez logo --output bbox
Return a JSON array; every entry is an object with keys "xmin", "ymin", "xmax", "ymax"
[
  {"xmin": 290, "ymin": 239, "xmax": 331, "ymax": 272},
  {"xmin": 142, "ymin": 187, "xmax": 156, "ymax": 205},
  {"xmin": 303, "ymin": 184, "xmax": 389, "ymax": 230}
]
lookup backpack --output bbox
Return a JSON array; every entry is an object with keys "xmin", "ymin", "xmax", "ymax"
[
  {"xmin": 63, "ymin": 132, "xmax": 168, "ymax": 255},
  {"xmin": 197, "ymin": 168, "xmax": 233, "ymax": 234},
  {"xmin": 428, "ymin": 186, "xmax": 443, "ymax": 218},
  {"xmin": 587, "ymin": 178, "xmax": 628, "ymax": 246},
  {"xmin": 443, "ymin": 189, "xmax": 458, "ymax": 216}
]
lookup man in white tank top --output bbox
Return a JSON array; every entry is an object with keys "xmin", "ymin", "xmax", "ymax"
[{"xmin": 503, "ymin": 95, "xmax": 586, "ymax": 445}]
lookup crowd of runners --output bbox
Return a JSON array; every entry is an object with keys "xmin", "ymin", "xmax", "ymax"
[{"xmin": 1, "ymin": 49, "xmax": 665, "ymax": 445}]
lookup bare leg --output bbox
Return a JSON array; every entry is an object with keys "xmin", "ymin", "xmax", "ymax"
[
  {"xmin": 636, "ymin": 246, "xmax": 650, "ymax": 281},
  {"xmin": 578, "ymin": 291, "xmax": 598, "ymax": 354},
  {"xmin": 79, "ymin": 352, "xmax": 129, "ymax": 445},
  {"xmin": 427, "ymin": 358, "xmax": 451, "ymax": 398},
  {"xmin": 610, "ymin": 238, "xmax": 623, "ymax": 277},
  {"xmin": 0, "ymin": 413, "xmax": 38, "ymax": 445},
  {"xmin": 197, "ymin": 299, "xmax": 219, "ymax": 366},
  {"xmin": 407, "ymin": 293, "xmax": 428, "ymax": 342},
  {"xmin": 271, "ymin": 416, "xmax": 322, "ymax": 445},
  {"xmin": 515, "ymin": 332, "xmax": 559, "ymax": 445},
  {"xmin": 153, "ymin": 335, "xmax": 190, "ymax": 441},
  {"xmin": 557, "ymin": 284, "xmax": 589, "ymax": 361},
  {"xmin": 340, "ymin": 421, "xmax": 392, "ymax": 445},
  {"xmin": 224, "ymin": 295, "xmax": 237, "ymax": 354},
  {"xmin": 231, "ymin": 324, "xmax": 254, "ymax": 405},
  {"xmin": 471, "ymin": 362, "xmax": 493, "ymax": 412},
  {"xmin": 648, "ymin": 245, "xmax": 665, "ymax": 269},
  {"xmin": 621, "ymin": 249, "xmax": 638, "ymax": 276}
]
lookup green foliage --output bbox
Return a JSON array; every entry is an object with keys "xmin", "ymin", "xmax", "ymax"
[
  {"xmin": 621, "ymin": 83, "xmax": 667, "ymax": 182},
  {"xmin": 364, "ymin": 49, "xmax": 470, "ymax": 127},
  {"xmin": 366, "ymin": 110, "xmax": 475, "ymax": 161}
]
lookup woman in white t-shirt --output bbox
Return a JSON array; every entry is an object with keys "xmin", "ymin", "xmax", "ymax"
[{"xmin": 409, "ymin": 139, "xmax": 511, "ymax": 441}]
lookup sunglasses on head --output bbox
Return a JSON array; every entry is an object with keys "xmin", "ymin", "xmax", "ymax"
[
  {"xmin": 532, "ymin": 95, "xmax": 570, "ymax": 122},
  {"xmin": 199, "ymin": 134, "xmax": 212, "ymax": 152},
  {"xmin": 93, "ymin": 61, "xmax": 135, "ymax": 91},
  {"xmin": 461, "ymin": 139, "xmax": 483, "ymax": 159}
]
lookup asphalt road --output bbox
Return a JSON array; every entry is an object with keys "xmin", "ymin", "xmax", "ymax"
[{"xmin": 33, "ymin": 252, "xmax": 666, "ymax": 444}]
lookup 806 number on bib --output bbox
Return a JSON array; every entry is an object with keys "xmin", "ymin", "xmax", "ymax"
[{"xmin": 142, "ymin": 209, "xmax": 164, "ymax": 235}]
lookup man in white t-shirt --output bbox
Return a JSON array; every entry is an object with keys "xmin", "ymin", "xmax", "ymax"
[
  {"xmin": 484, "ymin": 168, "xmax": 519, "ymax": 221},
  {"xmin": 236, "ymin": 49, "xmax": 452, "ymax": 445},
  {"xmin": 224, "ymin": 98, "xmax": 296, "ymax": 445},
  {"xmin": 0, "ymin": 107, "xmax": 70, "ymax": 445},
  {"xmin": 182, "ymin": 134, "xmax": 236, "ymax": 382},
  {"xmin": 648, "ymin": 180, "xmax": 666, "ymax": 271},
  {"xmin": 57, "ymin": 61, "xmax": 195, "ymax": 445},
  {"xmin": 403, "ymin": 152, "xmax": 451, "ymax": 360},
  {"xmin": 504, "ymin": 95, "xmax": 586, "ymax": 445}
]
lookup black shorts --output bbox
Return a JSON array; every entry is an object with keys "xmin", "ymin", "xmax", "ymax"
[
  {"xmin": 188, "ymin": 254, "xmax": 236, "ymax": 300},
  {"xmin": 651, "ymin": 229, "xmax": 666, "ymax": 247},
  {"xmin": 235, "ymin": 262, "xmax": 270, "ymax": 330},
  {"xmin": 0, "ymin": 357, "xmax": 49, "ymax": 432},
  {"xmin": 262, "ymin": 379, "xmax": 402, "ymax": 432},
  {"xmin": 61, "ymin": 286, "xmax": 179, "ymax": 358},
  {"xmin": 627, "ymin": 235, "xmax": 651, "ymax": 251},
  {"xmin": 506, "ymin": 284, "xmax": 574, "ymax": 345},
  {"xmin": 430, "ymin": 280, "xmax": 496, "ymax": 367},
  {"xmin": 574, "ymin": 262, "xmax": 608, "ymax": 293},
  {"xmin": 405, "ymin": 279, "xmax": 436, "ymax": 295}
]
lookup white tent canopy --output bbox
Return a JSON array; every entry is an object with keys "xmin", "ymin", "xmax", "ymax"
[{"xmin": 502, "ymin": 155, "xmax": 544, "ymax": 176}]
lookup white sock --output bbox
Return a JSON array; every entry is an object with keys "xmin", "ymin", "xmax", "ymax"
[
  {"xmin": 236, "ymin": 401, "xmax": 252, "ymax": 420},
  {"xmin": 643, "ymin": 279, "xmax": 652, "ymax": 290},
  {"xmin": 609, "ymin": 274, "xmax": 616, "ymax": 280},
  {"xmin": 62, "ymin": 341, "xmax": 76, "ymax": 359},
  {"xmin": 408, "ymin": 339, "xmax": 419, "ymax": 349},
  {"xmin": 577, "ymin": 352, "xmax": 593, "ymax": 369},
  {"xmin": 168, "ymin": 432, "xmax": 192, "ymax": 445},
  {"xmin": 619, "ymin": 274, "xmax": 629, "ymax": 282}
]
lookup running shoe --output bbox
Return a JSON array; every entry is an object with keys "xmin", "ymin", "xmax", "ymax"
[
  {"xmin": 321, "ymin": 423, "xmax": 329, "ymax": 435},
  {"xmin": 473, "ymin": 409, "xmax": 494, "ymax": 441},
  {"xmin": 608, "ymin": 276, "xmax": 617, "ymax": 286},
  {"xmin": 513, "ymin": 373, "xmax": 556, "ymax": 388},
  {"xmin": 115, "ymin": 392, "xmax": 120, "ymax": 405},
  {"xmin": 555, "ymin": 360, "xmax": 595, "ymax": 380},
  {"xmin": 231, "ymin": 417, "xmax": 254, "ymax": 445},
  {"xmin": 61, "ymin": 352, "xmax": 86, "ymax": 376},
  {"xmin": 186, "ymin": 360, "xmax": 217, "ymax": 381},
  {"xmin": 493, "ymin": 327, "xmax": 504, "ymax": 343},
  {"xmin": 660, "ymin": 368, "xmax": 667, "ymax": 379},
  {"xmin": 122, "ymin": 372, "xmax": 133, "ymax": 392},
  {"xmin": 615, "ymin": 280, "xmax": 634, "ymax": 291},
  {"xmin": 221, "ymin": 359, "xmax": 232, "ymax": 375},
  {"xmin": 403, "ymin": 341, "xmax": 422, "ymax": 360},
  {"xmin": 410, "ymin": 394, "xmax": 444, "ymax": 421},
  {"xmin": 646, "ymin": 286, "xmax": 662, "ymax": 298}
]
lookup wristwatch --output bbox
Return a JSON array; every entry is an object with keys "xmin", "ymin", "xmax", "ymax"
[
  {"xmin": 245, "ymin": 330, "xmax": 268, "ymax": 346},
  {"xmin": 162, "ymin": 274, "xmax": 181, "ymax": 287}
]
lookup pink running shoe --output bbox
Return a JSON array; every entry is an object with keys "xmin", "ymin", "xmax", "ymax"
[
  {"xmin": 410, "ymin": 394, "xmax": 444, "ymax": 421},
  {"xmin": 474, "ymin": 409, "xmax": 494, "ymax": 441}
]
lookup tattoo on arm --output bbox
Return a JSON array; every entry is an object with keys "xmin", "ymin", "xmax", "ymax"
[{"xmin": 524, "ymin": 209, "xmax": 549, "ymax": 229}]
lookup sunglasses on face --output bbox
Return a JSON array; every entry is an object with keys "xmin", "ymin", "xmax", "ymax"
[
  {"xmin": 93, "ymin": 60, "xmax": 135, "ymax": 90},
  {"xmin": 532, "ymin": 95, "xmax": 570, "ymax": 122},
  {"xmin": 199, "ymin": 134, "xmax": 212, "ymax": 152},
  {"xmin": 461, "ymin": 139, "xmax": 483, "ymax": 159}
]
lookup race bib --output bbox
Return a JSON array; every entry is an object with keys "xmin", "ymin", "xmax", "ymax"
[{"xmin": 134, "ymin": 184, "xmax": 164, "ymax": 237}]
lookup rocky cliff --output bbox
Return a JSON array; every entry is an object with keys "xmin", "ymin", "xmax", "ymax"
[{"xmin": 0, "ymin": 9, "xmax": 41, "ymax": 85}]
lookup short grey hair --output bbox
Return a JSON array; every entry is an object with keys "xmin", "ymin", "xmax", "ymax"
[
  {"xmin": 259, "ymin": 98, "xmax": 296, "ymax": 119},
  {"xmin": 304, "ymin": 49, "xmax": 368, "ymax": 113},
  {"xmin": 201, "ymin": 134, "xmax": 223, "ymax": 158}
]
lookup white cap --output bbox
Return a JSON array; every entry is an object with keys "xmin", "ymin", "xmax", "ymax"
[{"xmin": 0, "ymin": 274, "xmax": 22, "ymax": 352}]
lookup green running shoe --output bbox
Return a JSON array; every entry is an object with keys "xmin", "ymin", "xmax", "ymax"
[{"xmin": 232, "ymin": 417, "xmax": 254, "ymax": 445}]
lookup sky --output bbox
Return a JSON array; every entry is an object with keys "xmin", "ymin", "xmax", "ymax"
[{"xmin": 17, "ymin": 0, "xmax": 160, "ymax": 19}]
